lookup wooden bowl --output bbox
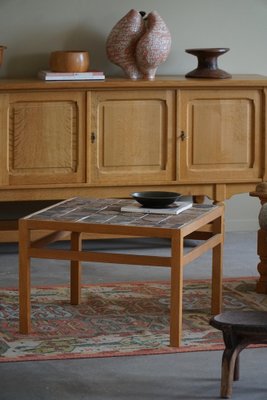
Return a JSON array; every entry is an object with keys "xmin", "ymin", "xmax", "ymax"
[
  {"xmin": 49, "ymin": 51, "xmax": 90, "ymax": 72},
  {"xmin": 0, "ymin": 46, "xmax": 7, "ymax": 67}
]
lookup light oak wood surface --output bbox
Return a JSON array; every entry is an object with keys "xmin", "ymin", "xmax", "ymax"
[{"xmin": 0, "ymin": 75, "xmax": 266, "ymax": 204}]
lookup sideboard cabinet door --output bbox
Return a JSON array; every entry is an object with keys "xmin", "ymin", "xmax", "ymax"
[
  {"xmin": 88, "ymin": 90, "xmax": 175, "ymax": 185},
  {"xmin": 1, "ymin": 91, "xmax": 85, "ymax": 185},
  {"xmin": 178, "ymin": 89, "xmax": 262, "ymax": 183}
]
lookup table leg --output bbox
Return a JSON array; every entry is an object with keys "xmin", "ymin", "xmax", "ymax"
[
  {"xmin": 19, "ymin": 219, "xmax": 31, "ymax": 333},
  {"xmin": 170, "ymin": 232, "xmax": 183, "ymax": 347},
  {"xmin": 211, "ymin": 215, "xmax": 224, "ymax": 315},
  {"xmin": 70, "ymin": 231, "xmax": 82, "ymax": 305},
  {"xmin": 212, "ymin": 244, "xmax": 223, "ymax": 315}
]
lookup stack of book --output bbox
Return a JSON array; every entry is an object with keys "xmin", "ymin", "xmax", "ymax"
[
  {"xmin": 121, "ymin": 201, "xmax": 193, "ymax": 215},
  {"xmin": 38, "ymin": 70, "xmax": 105, "ymax": 81}
]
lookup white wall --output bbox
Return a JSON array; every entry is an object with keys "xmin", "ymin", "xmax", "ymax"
[
  {"xmin": 1, "ymin": 0, "xmax": 266, "ymax": 231},
  {"xmin": 225, "ymin": 196, "xmax": 260, "ymax": 232}
]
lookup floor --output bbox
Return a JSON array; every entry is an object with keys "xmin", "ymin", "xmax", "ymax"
[{"xmin": 0, "ymin": 231, "xmax": 266, "ymax": 400}]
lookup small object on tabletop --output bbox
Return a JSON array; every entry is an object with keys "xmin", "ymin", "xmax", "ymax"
[
  {"xmin": 49, "ymin": 50, "xmax": 90, "ymax": 73},
  {"xmin": 185, "ymin": 48, "xmax": 231, "ymax": 79},
  {"xmin": 131, "ymin": 191, "xmax": 181, "ymax": 208},
  {"xmin": 38, "ymin": 70, "xmax": 105, "ymax": 81},
  {"xmin": 121, "ymin": 200, "xmax": 192, "ymax": 215},
  {"xmin": 0, "ymin": 45, "xmax": 7, "ymax": 67},
  {"xmin": 106, "ymin": 9, "xmax": 171, "ymax": 80}
]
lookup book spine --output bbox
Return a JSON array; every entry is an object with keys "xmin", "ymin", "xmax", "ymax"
[
  {"xmin": 38, "ymin": 71, "xmax": 105, "ymax": 81},
  {"xmin": 38, "ymin": 75, "xmax": 105, "ymax": 81}
]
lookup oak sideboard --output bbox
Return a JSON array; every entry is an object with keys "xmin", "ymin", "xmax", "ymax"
[{"xmin": 0, "ymin": 75, "xmax": 266, "ymax": 204}]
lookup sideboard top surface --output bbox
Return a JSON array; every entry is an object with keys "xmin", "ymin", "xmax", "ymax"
[{"xmin": 0, "ymin": 74, "xmax": 266, "ymax": 91}]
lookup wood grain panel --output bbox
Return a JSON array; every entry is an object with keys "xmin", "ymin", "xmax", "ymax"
[
  {"xmin": 6, "ymin": 91, "xmax": 85, "ymax": 185},
  {"xmin": 178, "ymin": 89, "xmax": 262, "ymax": 183},
  {"xmin": 89, "ymin": 90, "xmax": 175, "ymax": 184}
]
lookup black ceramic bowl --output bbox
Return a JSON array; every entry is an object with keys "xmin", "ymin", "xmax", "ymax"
[{"xmin": 131, "ymin": 191, "xmax": 181, "ymax": 208}]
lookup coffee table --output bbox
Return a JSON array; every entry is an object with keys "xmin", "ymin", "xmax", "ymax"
[{"xmin": 19, "ymin": 197, "xmax": 224, "ymax": 347}]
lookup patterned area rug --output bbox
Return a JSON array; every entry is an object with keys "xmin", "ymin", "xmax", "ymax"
[{"xmin": 1, "ymin": 277, "xmax": 266, "ymax": 362}]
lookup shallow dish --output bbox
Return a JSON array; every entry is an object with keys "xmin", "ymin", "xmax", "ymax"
[{"xmin": 131, "ymin": 191, "xmax": 181, "ymax": 208}]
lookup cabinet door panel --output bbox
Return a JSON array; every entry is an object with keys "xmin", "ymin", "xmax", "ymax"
[
  {"xmin": 12, "ymin": 102, "xmax": 73, "ymax": 169},
  {"xmin": 89, "ymin": 90, "xmax": 175, "ymax": 184},
  {"xmin": 7, "ymin": 92, "xmax": 85, "ymax": 185},
  {"xmin": 178, "ymin": 90, "xmax": 262, "ymax": 182}
]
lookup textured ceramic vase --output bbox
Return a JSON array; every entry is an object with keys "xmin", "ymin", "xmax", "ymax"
[
  {"xmin": 106, "ymin": 10, "xmax": 171, "ymax": 80},
  {"xmin": 135, "ymin": 11, "xmax": 171, "ymax": 80},
  {"xmin": 106, "ymin": 9, "xmax": 145, "ymax": 80}
]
